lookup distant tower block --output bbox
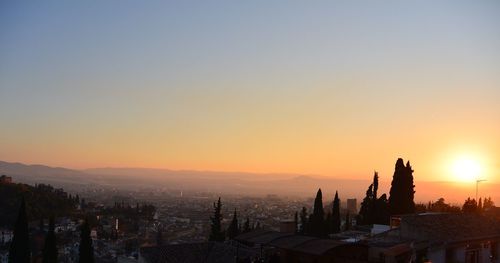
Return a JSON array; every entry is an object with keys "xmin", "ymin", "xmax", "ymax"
[{"xmin": 347, "ymin": 198, "xmax": 357, "ymax": 214}]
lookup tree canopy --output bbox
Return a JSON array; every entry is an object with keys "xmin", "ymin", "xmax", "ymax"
[{"xmin": 388, "ymin": 159, "xmax": 415, "ymax": 215}]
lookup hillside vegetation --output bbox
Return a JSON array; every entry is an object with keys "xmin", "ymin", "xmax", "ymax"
[{"xmin": 0, "ymin": 182, "xmax": 78, "ymax": 227}]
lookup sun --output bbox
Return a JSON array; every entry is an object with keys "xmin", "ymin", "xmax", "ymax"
[{"xmin": 451, "ymin": 156, "xmax": 482, "ymax": 182}]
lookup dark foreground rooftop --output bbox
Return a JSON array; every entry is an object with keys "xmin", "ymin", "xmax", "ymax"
[{"xmin": 140, "ymin": 242, "xmax": 258, "ymax": 263}]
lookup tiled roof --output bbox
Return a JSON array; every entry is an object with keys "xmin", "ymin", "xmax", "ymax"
[
  {"xmin": 401, "ymin": 213, "xmax": 500, "ymax": 243},
  {"xmin": 291, "ymin": 239, "xmax": 346, "ymax": 256},
  {"xmin": 235, "ymin": 230, "xmax": 355, "ymax": 256},
  {"xmin": 384, "ymin": 243, "xmax": 412, "ymax": 256},
  {"xmin": 243, "ymin": 231, "xmax": 293, "ymax": 245},
  {"xmin": 234, "ymin": 229, "xmax": 274, "ymax": 242},
  {"xmin": 268, "ymin": 235, "xmax": 317, "ymax": 249},
  {"xmin": 140, "ymin": 242, "xmax": 258, "ymax": 263}
]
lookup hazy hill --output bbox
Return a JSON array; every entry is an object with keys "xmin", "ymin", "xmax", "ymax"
[
  {"xmin": 0, "ymin": 181, "xmax": 78, "ymax": 227},
  {"xmin": 1, "ymin": 160, "xmax": 498, "ymax": 203},
  {"xmin": 0, "ymin": 160, "xmax": 89, "ymax": 185}
]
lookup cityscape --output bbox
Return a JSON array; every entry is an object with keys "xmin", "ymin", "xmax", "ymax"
[{"xmin": 1, "ymin": 1, "xmax": 499, "ymax": 263}]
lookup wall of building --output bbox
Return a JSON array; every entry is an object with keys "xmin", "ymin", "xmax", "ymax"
[
  {"xmin": 427, "ymin": 247, "xmax": 445, "ymax": 263},
  {"xmin": 492, "ymin": 242, "xmax": 500, "ymax": 263},
  {"xmin": 440, "ymin": 242, "xmax": 498, "ymax": 263}
]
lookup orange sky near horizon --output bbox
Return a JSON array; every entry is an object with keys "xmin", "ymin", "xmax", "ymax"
[{"xmin": 0, "ymin": 1, "xmax": 499, "ymax": 185}]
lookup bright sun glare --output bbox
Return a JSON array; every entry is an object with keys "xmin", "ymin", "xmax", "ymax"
[{"xmin": 451, "ymin": 157, "xmax": 482, "ymax": 182}]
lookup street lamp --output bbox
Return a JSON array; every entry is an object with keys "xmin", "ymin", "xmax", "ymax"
[{"xmin": 475, "ymin": 179, "xmax": 486, "ymax": 201}]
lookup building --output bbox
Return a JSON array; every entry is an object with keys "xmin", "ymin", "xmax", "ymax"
[
  {"xmin": 236, "ymin": 230, "xmax": 368, "ymax": 263},
  {"xmin": 365, "ymin": 213, "xmax": 500, "ymax": 263},
  {"xmin": 347, "ymin": 198, "xmax": 357, "ymax": 214}
]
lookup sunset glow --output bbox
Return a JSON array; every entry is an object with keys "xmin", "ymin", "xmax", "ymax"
[
  {"xmin": 0, "ymin": 1, "xmax": 499, "ymax": 188},
  {"xmin": 451, "ymin": 156, "xmax": 482, "ymax": 182}
]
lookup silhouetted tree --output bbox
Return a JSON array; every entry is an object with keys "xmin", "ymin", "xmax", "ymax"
[
  {"xmin": 243, "ymin": 217, "xmax": 251, "ymax": 233},
  {"xmin": 155, "ymin": 224, "xmax": 163, "ymax": 246},
  {"xmin": 0, "ymin": 182, "xmax": 78, "ymax": 228},
  {"xmin": 374, "ymin": 194, "xmax": 390, "ymax": 224},
  {"xmin": 370, "ymin": 172, "xmax": 380, "ymax": 220},
  {"xmin": 298, "ymin": 207, "xmax": 308, "ymax": 235},
  {"xmin": 79, "ymin": 220, "xmax": 94, "ymax": 263},
  {"xmin": 483, "ymin": 197, "xmax": 495, "ymax": 210},
  {"xmin": 357, "ymin": 184, "xmax": 374, "ymax": 225},
  {"xmin": 331, "ymin": 191, "xmax": 341, "ymax": 234},
  {"xmin": 309, "ymin": 189, "xmax": 326, "ymax": 237},
  {"xmin": 294, "ymin": 211, "xmax": 298, "ymax": 233},
  {"xmin": 462, "ymin": 198, "xmax": 478, "ymax": 214},
  {"xmin": 209, "ymin": 197, "xmax": 225, "ymax": 242},
  {"xmin": 227, "ymin": 209, "xmax": 239, "ymax": 239},
  {"xmin": 42, "ymin": 217, "xmax": 57, "ymax": 263},
  {"xmin": 478, "ymin": 198, "xmax": 483, "ymax": 212},
  {"xmin": 325, "ymin": 212, "xmax": 332, "ymax": 233},
  {"xmin": 426, "ymin": 198, "xmax": 461, "ymax": 213},
  {"xmin": 9, "ymin": 197, "xmax": 31, "ymax": 263},
  {"xmin": 358, "ymin": 171, "xmax": 390, "ymax": 225},
  {"xmin": 345, "ymin": 212, "xmax": 350, "ymax": 231},
  {"xmin": 388, "ymin": 158, "xmax": 415, "ymax": 215}
]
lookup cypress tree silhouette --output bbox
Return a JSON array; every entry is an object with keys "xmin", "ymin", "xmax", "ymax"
[
  {"xmin": 294, "ymin": 211, "xmax": 299, "ymax": 233},
  {"xmin": 357, "ymin": 171, "xmax": 390, "ymax": 225},
  {"xmin": 388, "ymin": 158, "xmax": 415, "ymax": 215},
  {"xmin": 79, "ymin": 220, "xmax": 94, "ymax": 263},
  {"xmin": 310, "ymin": 189, "xmax": 326, "ymax": 237},
  {"xmin": 344, "ymin": 212, "xmax": 350, "ymax": 231},
  {"xmin": 298, "ymin": 207, "xmax": 308, "ymax": 235},
  {"xmin": 9, "ymin": 196, "xmax": 31, "ymax": 263},
  {"xmin": 227, "ymin": 209, "xmax": 239, "ymax": 239},
  {"xmin": 209, "ymin": 197, "xmax": 225, "ymax": 242},
  {"xmin": 357, "ymin": 184, "xmax": 373, "ymax": 225},
  {"xmin": 156, "ymin": 224, "xmax": 163, "ymax": 246},
  {"xmin": 243, "ymin": 217, "xmax": 251, "ymax": 233},
  {"xmin": 325, "ymin": 212, "xmax": 332, "ymax": 234},
  {"xmin": 42, "ymin": 217, "xmax": 57, "ymax": 263},
  {"xmin": 331, "ymin": 191, "xmax": 341, "ymax": 234},
  {"xmin": 374, "ymin": 194, "xmax": 390, "ymax": 224}
]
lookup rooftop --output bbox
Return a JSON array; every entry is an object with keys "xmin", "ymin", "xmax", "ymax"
[
  {"xmin": 140, "ymin": 242, "xmax": 258, "ymax": 263},
  {"xmin": 400, "ymin": 213, "xmax": 500, "ymax": 243},
  {"xmin": 235, "ymin": 230, "xmax": 365, "ymax": 256}
]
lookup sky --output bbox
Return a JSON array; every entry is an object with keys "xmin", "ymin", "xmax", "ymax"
[{"xmin": 1, "ymin": 1, "xmax": 499, "ymax": 184}]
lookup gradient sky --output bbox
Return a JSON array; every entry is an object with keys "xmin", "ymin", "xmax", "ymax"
[{"xmin": 1, "ymin": 1, "xmax": 499, "ymax": 183}]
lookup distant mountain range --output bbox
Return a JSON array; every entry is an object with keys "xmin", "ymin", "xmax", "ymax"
[{"xmin": 1, "ymin": 160, "xmax": 498, "ymax": 203}]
